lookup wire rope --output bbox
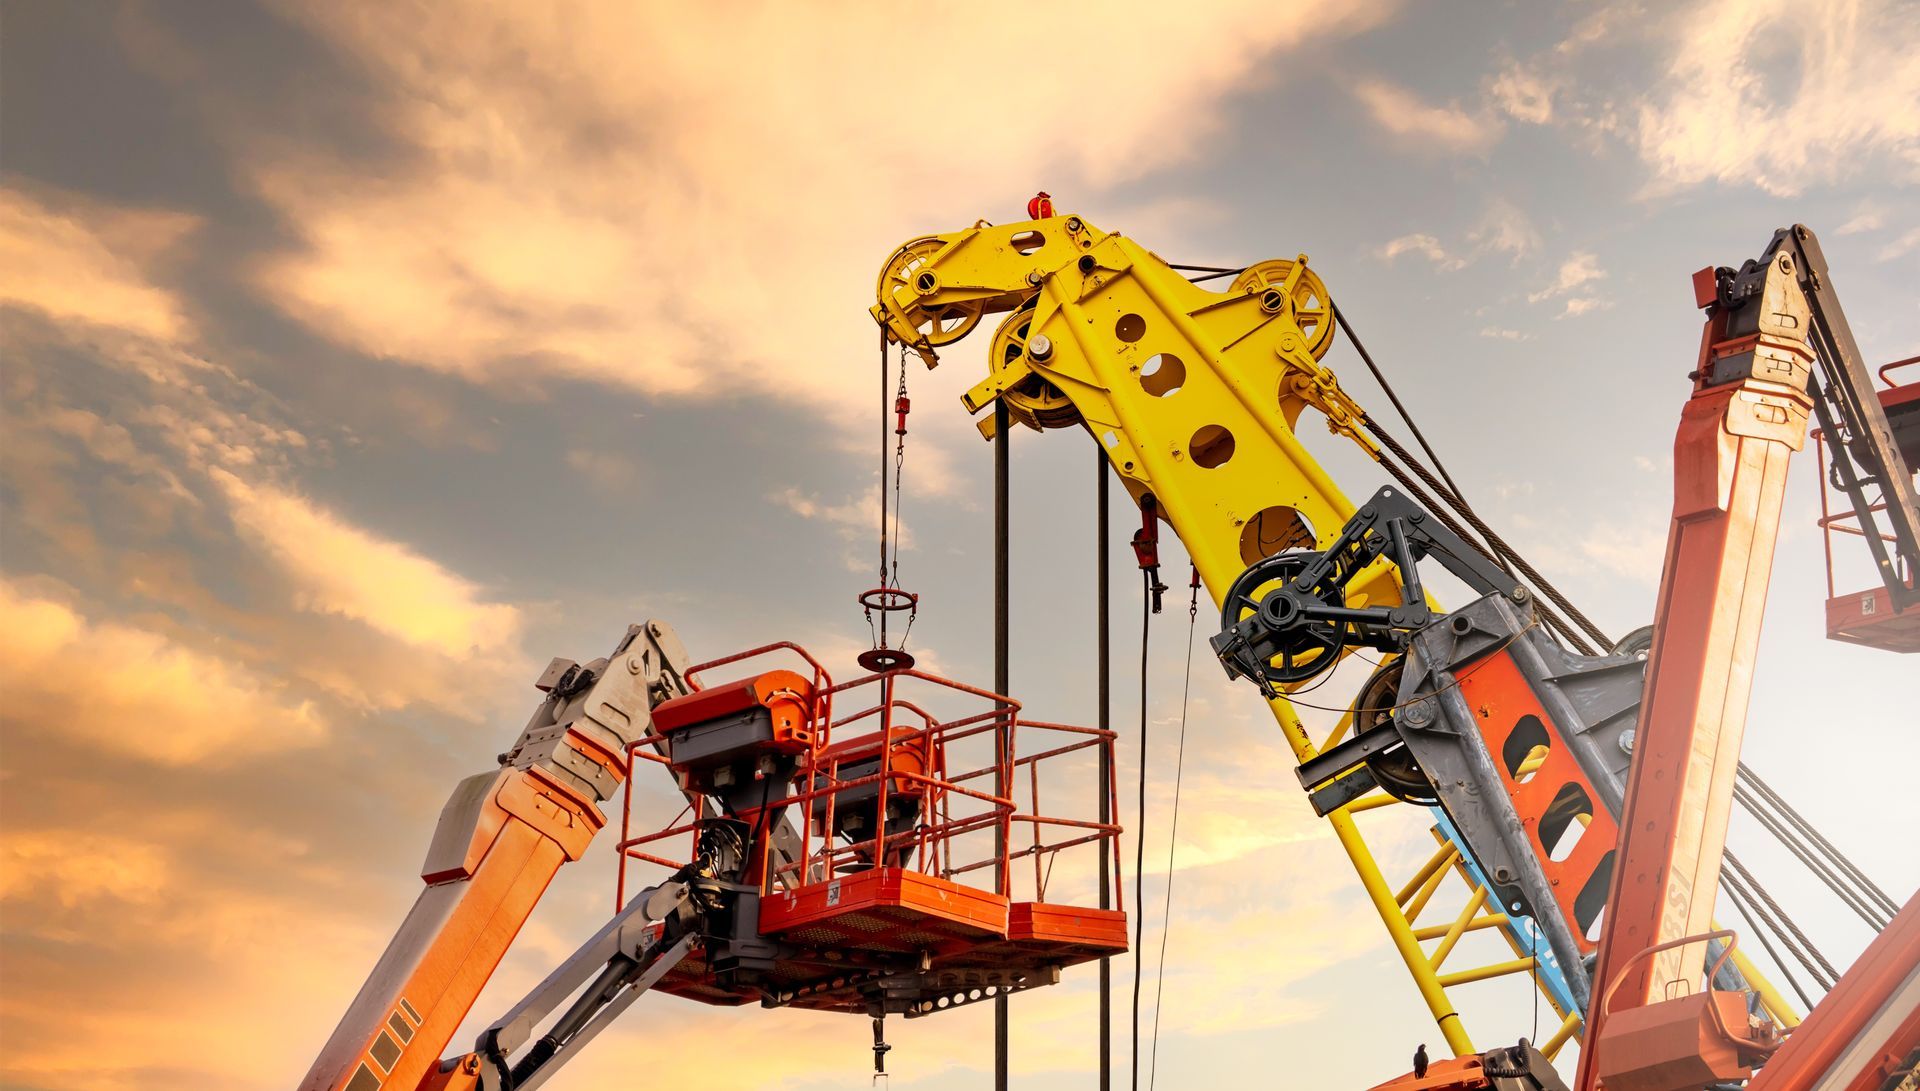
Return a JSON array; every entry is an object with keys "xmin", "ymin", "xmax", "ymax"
[{"xmin": 1147, "ymin": 572, "xmax": 1199, "ymax": 1091}]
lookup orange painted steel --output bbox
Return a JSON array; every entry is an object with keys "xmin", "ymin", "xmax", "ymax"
[
  {"xmin": 300, "ymin": 763, "xmax": 611, "ymax": 1091},
  {"xmin": 1589, "ymin": 930, "xmax": 1777, "ymax": 1091},
  {"xmin": 616, "ymin": 646, "xmax": 1126, "ymax": 1016},
  {"xmin": 652, "ymin": 668, "xmax": 818, "ymax": 755},
  {"xmin": 1368, "ymin": 1057, "xmax": 1533, "ymax": 1091},
  {"xmin": 1575, "ymin": 267, "xmax": 1815, "ymax": 1091},
  {"xmin": 616, "ymin": 641, "xmax": 835, "ymax": 909},
  {"xmin": 1747, "ymin": 891, "xmax": 1920, "ymax": 1091},
  {"xmin": 1450, "ymin": 652, "xmax": 1621, "ymax": 951}
]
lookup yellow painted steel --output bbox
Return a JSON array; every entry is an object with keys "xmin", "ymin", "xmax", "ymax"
[
  {"xmin": 870, "ymin": 208, "xmax": 1791, "ymax": 1059},
  {"xmin": 1412, "ymin": 913, "xmax": 1509, "ymax": 941},
  {"xmin": 1718, "ymin": 920, "xmax": 1802, "ymax": 1028},
  {"xmin": 1542, "ymin": 1010, "xmax": 1584, "ymax": 1060},
  {"xmin": 1438, "ymin": 956, "xmax": 1538, "ymax": 988},
  {"xmin": 1398, "ymin": 842, "xmax": 1462, "ymax": 907},
  {"xmin": 1430, "ymin": 886, "xmax": 1493, "ymax": 970},
  {"xmin": 1403, "ymin": 848, "xmax": 1459, "ymax": 922},
  {"xmin": 1733, "ymin": 950, "xmax": 1802, "ymax": 1029},
  {"xmin": 1321, "ymin": 707, "xmax": 1357, "ymax": 752}
]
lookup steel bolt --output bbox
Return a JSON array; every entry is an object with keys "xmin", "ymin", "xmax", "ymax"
[{"xmin": 1028, "ymin": 333, "xmax": 1054, "ymax": 361}]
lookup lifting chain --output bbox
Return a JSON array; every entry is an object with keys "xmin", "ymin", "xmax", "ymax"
[{"xmin": 861, "ymin": 335, "xmax": 918, "ymax": 672}]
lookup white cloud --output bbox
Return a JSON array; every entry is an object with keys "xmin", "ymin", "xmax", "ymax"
[
  {"xmin": 773, "ymin": 484, "xmax": 912, "ymax": 574},
  {"xmin": 1376, "ymin": 199, "xmax": 1539, "ymax": 277},
  {"xmin": 565, "ymin": 447, "xmax": 641, "ymax": 493},
  {"xmin": 1354, "ymin": 79, "xmax": 1505, "ymax": 155},
  {"xmin": 211, "ymin": 469, "xmax": 522, "ymax": 659},
  {"xmin": 3, "ymin": 184, "xmax": 537, "ymax": 726},
  {"xmin": 1878, "ymin": 227, "xmax": 1920, "ymax": 262},
  {"xmin": 1377, "ymin": 233, "xmax": 1463, "ymax": 270},
  {"xmin": 1580, "ymin": 521, "xmax": 1669, "ymax": 582},
  {"xmin": 1837, "ymin": 202, "xmax": 1886, "ymax": 235},
  {"xmin": 1490, "ymin": 63, "xmax": 1557, "ymax": 124},
  {"xmin": 1529, "ymin": 251, "xmax": 1608, "ymax": 303},
  {"xmin": 1560, "ymin": 296, "xmax": 1614, "ymax": 318},
  {"xmin": 1633, "ymin": 0, "xmax": 1920, "ymax": 195},
  {"xmin": 1469, "ymin": 197, "xmax": 1541, "ymax": 262},
  {"xmin": 1480, "ymin": 326, "xmax": 1532, "ymax": 341}
]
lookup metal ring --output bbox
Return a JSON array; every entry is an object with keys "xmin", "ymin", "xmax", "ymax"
[{"xmin": 859, "ymin": 587, "xmax": 919, "ymax": 613}]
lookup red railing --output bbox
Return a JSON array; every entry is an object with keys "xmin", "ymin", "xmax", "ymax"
[
  {"xmin": 616, "ymin": 642, "xmax": 833, "ymax": 909},
  {"xmin": 615, "ymin": 646, "xmax": 1122, "ymax": 917}
]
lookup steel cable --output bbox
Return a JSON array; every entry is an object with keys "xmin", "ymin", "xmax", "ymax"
[
  {"xmin": 1333, "ymin": 304, "xmax": 1471, "ymax": 505},
  {"xmin": 1332, "ymin": 303, "xmax": 1614, "ymax": 651},
  {"xmin": 1737, "ymin": 762, "xmax": 1900, "ymax": 920},
  {"xmin": 1367, "ymin": 420, "xmax": 1610, "ymax": 654},
  {"xmin": 1725, "ymin": 850, "xmax": 1840, "ymax": 987},
  {"xmin": 1147, "ymin": 573, "xmax": 1199, "ymax": 1091},
  {"xmin": 1732, "ymin": 782, "xmax": 1891, "ymax": 931},
  {"xmin": 1189, "ymin": 260, "xmax": 1876, "ymax": 1027},
  {"xmin": 1368, "ymin": 441, "xmax": 1597, "ymax": 653},
  {"xmin": 1132, "ymin": 569, "xmax": 1152, "ymax": 1091},
  {"xmin": 1723, "ymin": 864, "xmax": 1832, "ymax": 996},
  {"xmin": 1720, "ymin": 874, "xmax": 1816, "ymax": 1010}
]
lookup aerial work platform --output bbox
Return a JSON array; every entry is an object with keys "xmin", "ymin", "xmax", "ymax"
[
  {"xmin": 615, "ymin": 643, "xmax": 1126, "ymax": 1017},
  {"xmin": 1816, "ymin": 356, "xmax": 1920, "ymax": 652}
]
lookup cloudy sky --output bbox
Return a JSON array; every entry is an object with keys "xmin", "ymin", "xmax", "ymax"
[{"xmin": 3, "ymin": 2, "xmax": 1917, "ymax": 1088}]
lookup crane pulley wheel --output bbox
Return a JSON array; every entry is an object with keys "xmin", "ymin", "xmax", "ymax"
[
  {"xmin": 1231, "ymin": 258, "xmax": 1335, "ymax": 361},
  {"xmin": 1219, "ymin": 551, "xmax": 1350, "ymax": 686},
  {"xmin": 876, "ymin": 237, "xmax": 986, "ymax": 349},
  {"xmin": 1610, "ymin": 624, "xmax": 1654, "ymax": 659},
  {"xmin": 1353, "ymin": 658, "xmax": 1439, "ymax": 804},
  {"xmin": 987, "ymin": 297, "xmax": 1083, "ymax": 431}
]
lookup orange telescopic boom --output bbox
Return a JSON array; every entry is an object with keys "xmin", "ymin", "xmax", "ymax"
[
  {"xmin": 1576, "ymin": 228, "xmax": 1918, "ymax": 1091},
  {"xmin": 299, "ymin": 623, "xmax": 693, "ymax": 1091}
]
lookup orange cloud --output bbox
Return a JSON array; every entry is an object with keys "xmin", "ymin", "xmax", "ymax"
[
  {"xmin": 0, "ymin": 184, "xmax": 198, "ymax": 340},
  {"xmin": 0, "ymin": 821, "xmax": 395, "ymax": 1091},
  {"xmin": 1354, "ymin": 79, "xmax": 1505, "ymax": 155},
  {"xmin": 0, "ymin": 579, "xmax": 327, "ymax": 765},
  {"xmin": 210, "ymin": 468, "xmax": 522, "ymax": 660},
  {"xmin": 244, "ymin": 0, "xmax": 1396, "ymax": 490}
]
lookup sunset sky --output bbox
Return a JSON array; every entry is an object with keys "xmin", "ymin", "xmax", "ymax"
[{"xmin": 2, "ymin": 2, "xmax": 1917, "ymax": 1089}]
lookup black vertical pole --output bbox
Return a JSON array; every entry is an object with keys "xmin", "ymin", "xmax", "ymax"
[
  {"xmin": 993, "ymin": 400, "xmax": 1011, "ymax": 1090},
  {"xmin": 1096, "ymin": 444, "xmax": 1113, "ymax": 1091}
]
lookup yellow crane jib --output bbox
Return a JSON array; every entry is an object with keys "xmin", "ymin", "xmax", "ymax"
[
  {"xmin": 870, "ymin": 208, "xmax": 1494, "ymax": 1056},
  {"xmin": 870, "ymin": 210, "xmax": 1390, "ymax": 618}
]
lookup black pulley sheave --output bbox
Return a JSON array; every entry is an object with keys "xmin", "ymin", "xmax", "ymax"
[{"xmin": 1212, "ymin": 552, "xmax": 1354, "ymax": 689}]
